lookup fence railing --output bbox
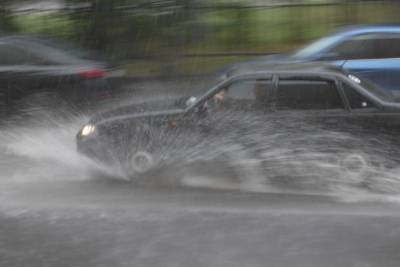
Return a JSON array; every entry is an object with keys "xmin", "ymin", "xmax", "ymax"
[{"xmin": 5, "ymin": 0, "xmax": 400, "ymax": 76}]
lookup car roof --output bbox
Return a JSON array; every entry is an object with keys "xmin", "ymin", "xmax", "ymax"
[
  {"xmin": 0, "ymin": 34, "xmax": 104, "ymax": 66},
  {"xmin": 334, "ymin": 24, "xmax": 400, "ymax": 37},
  {"xmin": 227, "ymin": 61, "xmax": 345, "ymax": 78}
]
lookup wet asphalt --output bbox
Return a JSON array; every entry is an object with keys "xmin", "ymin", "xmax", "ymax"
[{"xmin": 1, "ymin": 78, "xmax": 400, "ymax": 267}]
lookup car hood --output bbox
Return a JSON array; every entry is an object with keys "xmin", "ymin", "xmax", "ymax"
[
  {"xmin": 90, "ymin": 99, "xmax": 188, "ymax": 125},
  {"xmin": 92, "ymin": 109, "xmax": 184, "ymax": 127}
]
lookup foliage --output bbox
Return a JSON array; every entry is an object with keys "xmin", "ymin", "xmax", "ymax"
[{"xmin": 7, "ymin": 1, "xmax": 400, "ymax": 76}]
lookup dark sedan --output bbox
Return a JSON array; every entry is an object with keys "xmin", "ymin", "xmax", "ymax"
[
  {"xmin": 0, "ymin": 35, "xmax": 124, "ymax": 113},
  {"xmin": 77, "ymin": 63, "xmax": 400, "ymax": 191}
]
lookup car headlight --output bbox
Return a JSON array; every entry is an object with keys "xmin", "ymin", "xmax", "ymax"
[{"xmin": 80, "ymin": 124, "xmax": 96, "ymax": 136}]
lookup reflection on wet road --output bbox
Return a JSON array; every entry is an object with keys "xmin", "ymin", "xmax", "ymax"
[{"xmin": 1, "ymin": 80, "xmax": 400, "ymax": 267}]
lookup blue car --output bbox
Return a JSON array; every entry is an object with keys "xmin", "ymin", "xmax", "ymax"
[
  {"xmin": 290, "ymin": 24, "xmax": 400, "ymax": 61},
  {"xmin": 247, "ymin": 24, "xmax": 400, "ymax": 63},
  {"xmin": 224, "ymin": 24, "xmax": 400, "ymax": 93},
  {"xmin": 342, "ymin": 58, "xmax": 400, "ymax": 94}
]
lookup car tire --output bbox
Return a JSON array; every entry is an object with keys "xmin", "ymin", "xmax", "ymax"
[
  {"xmin": 127, "ymin": 150, "xmax": 156, "ymax": 174},
  {"xmin": 339, "ymin": 152, "xmax": 370, "ymax": 187}
]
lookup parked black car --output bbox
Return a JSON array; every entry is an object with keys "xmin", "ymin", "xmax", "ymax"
[
  {"xmin": 0, "ymin": 35, "xmax": 124, "ymax": 112},
  {"xmin": 77, "ymin": 62, "xmax": 400, "ymax": 191}
]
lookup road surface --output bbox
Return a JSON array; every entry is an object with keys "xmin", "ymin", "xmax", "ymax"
[{"xmin": 1, "ymin": 79, "xmax": 400, "ymax": 267}]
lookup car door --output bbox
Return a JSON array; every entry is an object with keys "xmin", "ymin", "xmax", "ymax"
[
  {"xmin": 273, "ymin": 76, "xmax": 400, "ymax": 136},
  {"xmin": 181, "ymin": 77, "xmax": 277, "ymax": 154},
  {"xmin": 203, "ymin": 78, "xmax": 275, "ymax": 129},
  {"xmin": 268, "ymin": 77, "xmax": 399, "ymax": 180},
  {"xmin": 273, "ymin": 77, "xmax": 348, "ymax": 129}
]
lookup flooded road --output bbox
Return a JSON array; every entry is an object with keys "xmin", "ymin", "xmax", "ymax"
[{"xmin": 1, "ymin": 79, "xmax": 400, "ymax": 267}]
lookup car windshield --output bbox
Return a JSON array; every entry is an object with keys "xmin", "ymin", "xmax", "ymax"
[{"xmin": 292, "ymin": 34, "xmax": 343, "ymax": 59}]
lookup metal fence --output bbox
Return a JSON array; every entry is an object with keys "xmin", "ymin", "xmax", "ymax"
[{"xmin": 5, "ymin": 0, "xmax": 400, "ymax": 75}]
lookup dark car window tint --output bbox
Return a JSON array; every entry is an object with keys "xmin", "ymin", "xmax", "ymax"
[
  {"xmin": 342, "ymin": 82, "xmax": 376, "ymax": 109},
  {"xmin": 211, "ymin": 80, "xmax": 274, "ymax": 110},
  {"xmin": 376, "ymin": 36, "xmax": 400, "ymax": 58},
  {"xmin": 277, "ymin": 80, "xmax": 343, "ymax": 110},
  {"xmin": 330, "ymin": 36, "xmax": 378, "ymax": 60},
  {"xmin": 330, "ymin": 34, "xmax": 400, "ymax": 60},
  {"xmin": 0, "ymin": 42, "xmax": 44, "ymax": 65}
]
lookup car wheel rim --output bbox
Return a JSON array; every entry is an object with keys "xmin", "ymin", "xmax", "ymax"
[
  {"xmin": 340, "ymin": 153, "xmax": 368, "ymax": 185},
  {"xmin": 130, "ymin": 151, "xmax": 154, "ymax": 174}
]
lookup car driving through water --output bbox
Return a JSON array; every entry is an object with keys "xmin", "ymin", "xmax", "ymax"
[{"xmin": 77, "ymin": 62, "xmax": 400, "ymax": 192}]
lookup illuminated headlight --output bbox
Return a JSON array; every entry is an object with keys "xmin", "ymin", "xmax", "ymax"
[{"xmin": 81, "ymin": 124, "xmax": 96, "ymax": 136}]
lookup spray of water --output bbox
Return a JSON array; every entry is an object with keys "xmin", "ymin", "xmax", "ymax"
[
  {"xmin": 89, "ymin": 108, "xmax": 400, "ymax": 197},
  {"xmin": 0, "ymin": 108, "xmax": 123, "ymax": 184},
  {"xmin": 1, "ymin": 90, "xmax": 400, "ymax": 201},
  {"xmin": 0, "ymin": 83, "xmax": 191, "ymax": 185}
]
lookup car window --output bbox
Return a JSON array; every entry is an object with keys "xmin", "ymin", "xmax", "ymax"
[
  {"xmin": 0, "ymin": 42, "xmax": 45, "ymax": 65},
  {"xmin": 375, "ymin": 35, "xmax": 400, "ymax": 58},
  {"xmin": 342, "ymin": 82, "xmax": 376, "ymax": 109},
  {"xmin": 292, "ymin": 35, "xmax": 343, "ymax": 59},
  {"xmin": 330, "ymin": 35, "xmax": 379, "ymax": 60},
  {"xmin": 330, "ymin": 33, "xmax": 400, "ymax": 60},
  {"xmin": 210, "ymin": 79, "xmax": 274, "ymax": 110},
  {"xmin": 277, "ymin": 79, "xmax": 344, "ymax": 110}
]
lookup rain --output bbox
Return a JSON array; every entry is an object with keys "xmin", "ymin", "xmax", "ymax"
[{"xmin": 2, "ymin": 1, "xmax": 400, "ymax": 267}]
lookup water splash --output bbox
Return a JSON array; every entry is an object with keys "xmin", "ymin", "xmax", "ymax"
[
  {"xmin": 1, "ymin": 97, "xmax": 400, "ymax": 200},
  {"xmin": 96, "ymin": 110, "xmax": 400, "ymax": 197},
  {"xmin": 0, "ymin": 109, "xmax": 123, "ymax": 183}
]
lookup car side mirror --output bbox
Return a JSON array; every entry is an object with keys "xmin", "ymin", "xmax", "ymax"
[
  {"xmin": 185, "ymin": 96, "xmax": 208, "ymax": 115},
  {"xmin": 185, "ymin": 96, "xmax": 197, "ymax": 108}
]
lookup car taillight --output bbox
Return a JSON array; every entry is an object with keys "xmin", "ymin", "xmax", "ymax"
[{"xmin": 79, "ymin": 69, "xmax": 106, "ymax": 79}]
